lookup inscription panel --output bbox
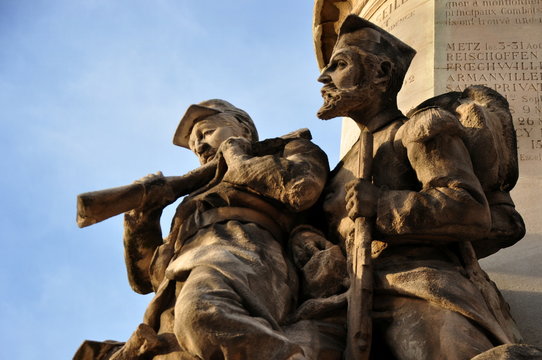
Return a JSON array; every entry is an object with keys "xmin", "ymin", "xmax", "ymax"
[
  {"xmin": 435, "ymin": 0, "xmax": 542, "ymax": 175},
  {"xmin": 434, "ymin": 1, "xmax": 542, "ymax": 345}
]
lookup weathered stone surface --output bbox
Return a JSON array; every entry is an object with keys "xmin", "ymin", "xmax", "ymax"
[
  {"xmin": 314, "ymin": 0, "xmax": 542, "ymax": 347},
  {"xmin": 76, "ymin": 100, "xmax": 333, "ymax": 359},
  {"xmin": 76, "ymin": 6, "xmax": 538, "ymax": 359},
  {"xmin": 315, "ymin": 13, "xmax": 532, "ymax": 360},
  {"xmin": 471, "ymin": 344, "xmax": 542, "ymax": 360}
]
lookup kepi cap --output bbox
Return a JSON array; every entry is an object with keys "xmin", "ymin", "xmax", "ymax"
[{"xmin": 173, "ymin": 99, "xmax": 257, "ymax": 149}]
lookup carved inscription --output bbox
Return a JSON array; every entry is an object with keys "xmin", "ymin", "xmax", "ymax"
[
  {"xmin": 445, "ymin": 42, "xmax": 541, "ymax": 92},
  {"xmin": 444, "ymin": 0, "xmax": 542, "ymax": 25},
  {"xmin": 372, "ymin": 0, "xmax": 415, "ymax": 30},
  {"xmin": 441, "ymin": 0, "xmax": 542, "ymax": 163}
]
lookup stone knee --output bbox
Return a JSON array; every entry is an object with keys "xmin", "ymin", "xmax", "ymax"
[
  {"xmin": 173, "ymin": 294, "xmax": 218, "ymax": 357},
  {"xmin": 172, "ymin": 267, "xmax": 246, "ymax": 358},
  {"xmin": 172, "ymin": 266, "xmax": 305, "ymax": 360},
  {"xmin": 374, "ymin": 297, "xmax": 494, "ymax": 360}
]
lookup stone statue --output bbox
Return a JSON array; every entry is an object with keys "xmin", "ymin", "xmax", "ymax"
[
  {"xmin": 74, "ymin": 99, "xmax": 330, "ymax": 359},
  {"xmin": 313, "ymin": 14, "xmax": 539, "ymax": 360},
  {"xmin": 74, "ymin": 13, "xmax": 542, "ymax": 360}
]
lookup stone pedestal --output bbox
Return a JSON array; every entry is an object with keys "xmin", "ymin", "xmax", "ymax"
[{"xmin": 314, "ymin": 0, "xmax": 542, "ymax": 345}]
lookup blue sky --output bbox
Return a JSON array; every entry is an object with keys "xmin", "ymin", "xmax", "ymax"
[{"xmin": 0, "ymin": 1, "xmax": 341, "ymax": 358}]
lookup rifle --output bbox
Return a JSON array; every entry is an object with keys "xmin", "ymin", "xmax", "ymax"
[
  {"xmin": 76, "ymin": 128, "xmax": 312, "ymax": 228},
  {"xmin": 345, "ymin": 129, "xmax": 374, "ymax": 360},
  {"xmin": 76, "ymin": 161, "xmax": 216, "ymax": 228}
]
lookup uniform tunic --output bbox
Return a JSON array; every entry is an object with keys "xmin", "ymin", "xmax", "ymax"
[
  {"xmin": 139, "ymin": 136, "xmax": 329, "ymax": 360},
  {"xmin": 323, "ymin": 112, "xmax": 522, "ymax": 360}
]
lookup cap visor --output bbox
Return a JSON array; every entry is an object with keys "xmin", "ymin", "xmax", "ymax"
[{"xmin": 173, "ymin": 104, "xmax": 222, "ymax": 148}]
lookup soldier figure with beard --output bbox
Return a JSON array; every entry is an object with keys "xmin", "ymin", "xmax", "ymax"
[{"xmin": 314, "ymin": 15, "xmax": 529, "ymax": 360}]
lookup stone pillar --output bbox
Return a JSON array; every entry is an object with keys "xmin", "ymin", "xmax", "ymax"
[{"xmin": 313, "ymin": 0, "xmax": 542, "ymax": 345}]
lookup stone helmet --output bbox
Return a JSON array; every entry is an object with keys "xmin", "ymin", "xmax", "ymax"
[{"xmin": 173, "ymin": 99, "xmax": 259, "ymax": 149}]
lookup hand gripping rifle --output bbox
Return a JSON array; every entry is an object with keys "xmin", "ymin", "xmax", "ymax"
[
  {"xmin": 345, "ymin": 129, "xmax": 374, "ymax": 360},
  {"xmin": 76, "ymin": 128, "xmax": 311, "ymax": 228}
]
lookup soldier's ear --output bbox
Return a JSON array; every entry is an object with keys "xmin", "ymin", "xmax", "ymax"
[
  {"xmin": 374, "ymin": 60, "xmax": 392, "ymax": 90},
  {"xmin": 234, "ymin": 121, "xmax": 250, "ymax": 139},
  {"xmin": 241, "ymin": 124, "xmax": 253, "ymax": 139}
]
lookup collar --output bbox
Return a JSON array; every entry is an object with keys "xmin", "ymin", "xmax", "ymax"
[{"xmin": 358, "ymin": 108, "xmax": 405, "ymax": 133}]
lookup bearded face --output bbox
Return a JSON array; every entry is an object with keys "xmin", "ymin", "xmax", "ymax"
[
  {"xmin": 317, "ymin": 47, "xmax": 381, "ymax": 120},
  {"xmin": 317, "ymin": 83, "xmax": 373, "ymax": 120}
]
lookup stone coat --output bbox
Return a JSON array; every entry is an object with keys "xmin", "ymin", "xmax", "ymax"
[
  {"xmin": 139, "ymin": 135, "xmax": 329, "ymax": 359},
  {"xmin": 323, "ymin": 111, "xmax": 523, "ymax": 359}
]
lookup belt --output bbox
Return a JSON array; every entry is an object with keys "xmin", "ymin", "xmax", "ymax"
[{"xmin": 178, "ymin": 206, "xmax": 285, "ymax": 245}]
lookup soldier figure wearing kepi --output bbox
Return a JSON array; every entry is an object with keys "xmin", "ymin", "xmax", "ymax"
[
  {"xmin": 315, "ymin": 15, "xmax": 529, "ymax": 360},
  {"xmin": 75, "ymin": 99, "xmax": 329, "ymax": 359}
]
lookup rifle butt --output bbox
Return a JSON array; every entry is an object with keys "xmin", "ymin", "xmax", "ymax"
[
  {"xmin": 76, "ymin": 161, "xmax": 218, "ymax": 228},
  {"xmin": 345, "ymin": 217, "xmax": 373, "ymax": 360},
  {"xmin": 77, "ymin": 183, "xmax": 144, "ymax": 228}
]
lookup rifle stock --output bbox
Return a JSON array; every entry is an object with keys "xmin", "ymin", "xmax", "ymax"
[{"xmin": 76, "ymin": 161, "xmax": 217, "ymax": 228}]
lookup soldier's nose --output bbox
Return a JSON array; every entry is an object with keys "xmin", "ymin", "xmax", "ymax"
[
  {"xmin": 195, "ymin": 141, "xmax": 209, "ymax": 154},
  {"xmin": 318, "ymin": 70, "xmax": 331, "ymax": 84}
]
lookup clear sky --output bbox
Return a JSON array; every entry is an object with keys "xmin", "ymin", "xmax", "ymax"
[{"xmin": 0, "ymin": 1, "xmax": 341, "ymax": 358}]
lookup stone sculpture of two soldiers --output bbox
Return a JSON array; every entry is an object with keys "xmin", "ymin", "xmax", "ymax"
[{"xmin": 75, "ymin": 14, "xmax": 542, "ymax": 360}]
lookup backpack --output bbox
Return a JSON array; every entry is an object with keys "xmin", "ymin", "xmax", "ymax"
[{"xmin": 407, "ymin": 85, "xmax": 526, "ymax": 258}]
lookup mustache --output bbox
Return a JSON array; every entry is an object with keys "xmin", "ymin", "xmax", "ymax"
[
  {"xmin": 320, "ymin": 84, "xmax": 341, "ymax": 100},
  {"xmin": 317, "ymin": 83, "xmax": 372, "ymax": 120},
  {"xmin": 319, "ymin": 85, "xmax": 343, "ymax": 109},
  {"xmin": 197, "ymin": 150, "xmax": 216, "ymax": 163}
]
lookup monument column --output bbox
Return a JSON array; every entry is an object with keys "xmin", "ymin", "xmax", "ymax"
[{"xmin": 314, "ymin": 0, "xmax": 542, "ymax": 346}]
